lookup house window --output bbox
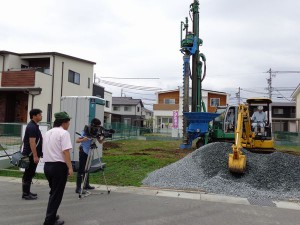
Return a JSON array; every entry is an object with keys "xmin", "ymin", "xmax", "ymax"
[
  {"xmin": 124, "ymin": 118, "xmax": 131, "ymax": 125},
  {"xmin": 137, "ymin": 106, "xmax": 140, "ymax": 112},
  {"xmin": 88, "ymin": 77, "xmax": 90, "ymax": 88},
  {"xmin": 274, "ymin": 108, "xmax": 284, "ymax": 115},
  {"xmin": 113, "ymin": 106, "xmax": 120, "ymax": 111},
  {"xmin": 160, "ymin": 117, "xmax": 173, "ymax": 129},
  {"xmin": 291, "ymin": 108, "xmax": 296, "ymax": 114},
  {"xmin": 164, "ymin": 99, "xmax": 175, "ymax": 104},
  {"xmin": 68, "ymin": 70, "xmax": 80, "ymax": 85},
  {"xmin": 124, "ymin": 106, "xmax": 131, "ymax": 111},
  {"xmin": 47, "ymin": 104, "xmax": 52, "ymax": 123},
  {"xmin": 210, "ymin": 98, "xmax": 220, "ymax": 107},
  {"xmin": 105, "ymin": 101, "xmax": 110, "ymax": 108}
]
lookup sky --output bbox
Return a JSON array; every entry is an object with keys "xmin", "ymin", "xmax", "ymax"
[{"xmin": 1, "ymin": 0, "xmax": 300, "ymax": 109}]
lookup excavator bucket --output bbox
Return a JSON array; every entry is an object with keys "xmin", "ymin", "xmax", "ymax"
[{"xmin": 228, "ymin": 153, "xmax": 246, "ymax": 174}]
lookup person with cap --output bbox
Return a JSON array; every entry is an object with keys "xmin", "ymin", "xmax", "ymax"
[
  {"xmin": 251, "ymin": 105, "xmax": 267, "ymax": 133},
  {"xmin": 42, "ymin": 111, "xmax": 73, "ymax": 225},
  {"xmin": 75, "ymin": 118, "xmax": 104, "ymax": 194},
  {"xmin": 21, "ymin": 108, "xmax": 43, "ymax": 200}
]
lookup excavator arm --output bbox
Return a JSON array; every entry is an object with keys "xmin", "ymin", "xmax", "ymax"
[{"xmin": 228, "ymin": 104, "xmax": 250, "ymax": 173}]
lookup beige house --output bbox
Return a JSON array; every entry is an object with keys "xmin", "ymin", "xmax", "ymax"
[
  {"xmin": 0, "ymin": 51, "xmax": 95, "ymax": 123},
  {"xmin": 291, "ymin": 84, "xmax": 300, "ymax": 131}
]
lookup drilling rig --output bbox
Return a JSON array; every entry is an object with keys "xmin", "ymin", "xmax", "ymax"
[{"xmin": 180, "ymin": 0, "xmax": 219, "ymax": 149}]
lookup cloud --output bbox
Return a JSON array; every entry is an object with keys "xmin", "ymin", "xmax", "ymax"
[{"xmin": 1, "ymin": 0, "xmax": 299, "ymax": 107}]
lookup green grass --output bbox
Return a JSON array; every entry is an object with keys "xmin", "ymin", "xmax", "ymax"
[
  {"xmin": 275, "ymin": 145, "xmax": 300, "ymax": 155},
  {"xmin": 0, "ymin": 139, "xmax": 193, "ymax": 187},
  {"xmin": 88, "ymin": 139, "xmax": 193, "ymax": 186}
]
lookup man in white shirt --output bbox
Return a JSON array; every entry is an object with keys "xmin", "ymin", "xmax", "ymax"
[
  {"xmin": 251, "ymin": 105, "xmax": 267, "ymax": 133},
  {"xmin": 43, "ymin": 111, "xmax": 73, "ymax": 225}
]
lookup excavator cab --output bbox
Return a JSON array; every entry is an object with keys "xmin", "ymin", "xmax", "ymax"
[
  {"xmin": 228, "ymin": 98, "xmax": 274, "ymax": 174},
  {"xmin": 247, "ymin": 98, "xmax": 272, "ymax": 140}
]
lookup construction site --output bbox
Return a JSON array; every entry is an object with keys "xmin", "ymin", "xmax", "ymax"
[{"xmin": 0, "ymin": 0, "xmax": 300, "ymax": 225}]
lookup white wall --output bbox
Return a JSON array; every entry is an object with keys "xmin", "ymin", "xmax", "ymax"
[
  {"xmin": 6, "ymin": 54, "xmax": 28, "ymax": 70},
  {"xmin": 104, "ymin": 91, "xmax": 112, "ymax": 123},
  {"xmin": 112, "ymin": 103, "xmax": 143, "ymax": 116},
  {"xmin": 50, "ymin": 55, "xmax": 94, "ymax": 121},
  {"xmin": 28, "ymin": 71, "xmax": 53, "ymax": 122},
  {"xmin": 297, "ymin": 94, "xmax": 300, "ymax": 119}
]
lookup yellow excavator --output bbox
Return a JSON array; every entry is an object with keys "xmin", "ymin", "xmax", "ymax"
[{"xmin": 228, "ymin": 98, "xmax": 275, "ymax": 173}]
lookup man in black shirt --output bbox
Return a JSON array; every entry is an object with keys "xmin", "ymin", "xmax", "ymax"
[{"xmin": 22, "ymin": 108, "xmax": 43, "ymax": 200}]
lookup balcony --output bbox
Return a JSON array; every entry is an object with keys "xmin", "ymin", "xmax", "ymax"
[
  {"xmin": 1, "ymin": 70, "xmax": 36, "ymax": 87},
  {"xmin": 153, "ymin": 103, "xmax": 179, "ymax": 111}
]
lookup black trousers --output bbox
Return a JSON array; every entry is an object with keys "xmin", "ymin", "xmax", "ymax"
[
  {"xmin": 22, "ymin": 155, "xmax": 37, "ymax": 194},
  {"xmin": 78, "ymin": 147, "xmax": 88, "ymax": 174},
  {"xmin": 44, "ymin": 162, "xmax": 68, "ymax": 225},
  {"xmin": 76, "ymin": 148, "xmax": 89, "ymax": 188}
]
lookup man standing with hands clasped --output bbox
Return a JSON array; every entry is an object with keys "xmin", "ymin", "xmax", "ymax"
[{"xmin": 43, "ymin": 112, "xmax": 73, "ymax": 225}]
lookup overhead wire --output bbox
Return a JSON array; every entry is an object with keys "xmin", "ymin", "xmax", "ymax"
[{"xmin": 98, "ymin": 79, "xmax": 162, "ymax": 91}]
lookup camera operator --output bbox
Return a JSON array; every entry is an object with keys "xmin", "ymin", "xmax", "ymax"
[{"xmin": 75, "ymin": 118, "xmax": 105, "ymax": 194}]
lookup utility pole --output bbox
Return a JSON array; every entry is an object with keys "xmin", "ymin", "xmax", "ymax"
[
  {"xmin": 235, "ymin": 87, "xmax": 241, "ymax": 104},
  {"xmin": 265, "ymin": 69, "xmax": 300, "ymax": 100}
]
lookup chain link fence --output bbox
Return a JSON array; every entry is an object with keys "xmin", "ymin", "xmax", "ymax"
[
  {"xmin": 274, "ymin": 131, "xmax": 300, "ymax": 146},
  {"xmin": 1, "ymin": 123, "xmax": 299, "ymax": 151}
]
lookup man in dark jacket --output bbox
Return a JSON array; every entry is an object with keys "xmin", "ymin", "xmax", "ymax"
[{"xmin": 21, "ymin": 108, "xmax": 43, "ymax": 200}]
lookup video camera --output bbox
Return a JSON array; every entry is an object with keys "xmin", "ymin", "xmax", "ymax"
[{"xmin": 84, "ymin": 125, "xmax": 115, "ymax": 139}]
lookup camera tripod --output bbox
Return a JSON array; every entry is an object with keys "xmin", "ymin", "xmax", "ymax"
[{"xmin": 77, "ymin": 136, "xmax": 111, "ymax": 199}]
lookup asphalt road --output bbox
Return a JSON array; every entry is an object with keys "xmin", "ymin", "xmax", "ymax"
[{"xmin": 0, "ymin": 178, "xmax": 300, "ymax": 225}]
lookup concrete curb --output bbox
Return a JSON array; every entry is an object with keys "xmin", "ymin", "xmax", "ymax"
[{"xmin": 2, "ymin": 176, "xmax": 300, "ymax": 210}]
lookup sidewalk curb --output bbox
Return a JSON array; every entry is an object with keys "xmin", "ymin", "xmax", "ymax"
[{"xmin": 1, "ymin": 176, "xmax": 300, "ymax": 210}]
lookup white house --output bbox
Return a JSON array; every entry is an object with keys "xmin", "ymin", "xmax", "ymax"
[
  {"xmin": 0, "ymin": 51, "xmax": 95, "ymax": 123},
  {"xmin": 291, "ymin": 84, "xmax": 300, "ymax": 131}
]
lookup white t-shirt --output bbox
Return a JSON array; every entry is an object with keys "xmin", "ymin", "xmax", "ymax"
[{"xmin": 42, "ymin": 127, "xmax": 72, "ymax": 163}]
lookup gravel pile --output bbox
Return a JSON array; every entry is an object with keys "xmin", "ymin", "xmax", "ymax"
[{"xmin": 142, "ymin": 142, "xmax": 300, "ymax": 200}]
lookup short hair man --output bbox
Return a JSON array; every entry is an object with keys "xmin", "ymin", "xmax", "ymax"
[
  {"xmin": 43, "ymin": 111, "xmax": 73, "ymax": 225},
  {"xmin": 22, "ymin": 108, "xmax": 43, "ymax": 200},
  {"xmin": 75, "ymin": 118, "xmax": 104, "ymax": 194},
  {"xmin": 251, "ymin": 105, "xmax": 267, "ymax": 133}
]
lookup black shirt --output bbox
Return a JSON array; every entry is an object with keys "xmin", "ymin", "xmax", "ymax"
[{"xmin": 22, "ymin": 120, "xmax": 43, "ymax": 157}]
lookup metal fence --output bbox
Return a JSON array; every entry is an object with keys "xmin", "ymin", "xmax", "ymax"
[
  {"xmin": 274, "ymin": 131, "xmax": 300, "ymax": 146},
  {"xmin": 1, "ymin": 123, "xmax": 299, "ymax": 151}
]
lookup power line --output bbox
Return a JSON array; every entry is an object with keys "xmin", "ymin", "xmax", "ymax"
[
  {"xmin": 96, "ymin": 79, "xmax": 162, "ymax": 91},
  {"xmin": 101, "ymin": 77, "xmax": 160, "ymax": 79},
  {"xmin": 122, "ymin": 89, "xmax": 157, "ymax": 96},
  {"xmin": 265, "ymin": 68, "xmax": 300, "ymax": 99}
]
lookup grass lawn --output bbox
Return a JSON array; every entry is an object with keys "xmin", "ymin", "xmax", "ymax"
[
  {"xmin": 1, "ymin": 139, "xmax": 299, "ymax": 187},
  {"xmin": 0, "ymin": 139, "xmax": 193, "ymax": 187},
  {"xmin": 275, "ymin": 145, "xmax": 300, "ymax": 156}
]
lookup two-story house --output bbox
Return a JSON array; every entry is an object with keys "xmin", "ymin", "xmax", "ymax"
[
  {"xmin": 142, "ymin": 108, "xmax": 153, "ymax": 128},
  {"xmin": 111, "ymin": 97, "xmax": 144, "ymax": 127},
  {"xmin": 271, "ymin": 102, "xmax": 297, "ymax": 132},
  {"xmin": 291, "ymin": 84, "xmax": 300, "ymax": 132},
  {"xmin": 153, "ymin": 87, "xmax": 229, "ymax": 132},
  {"xmin": 93, "ymin": 83, "xmax": 112, "ymax": 124},
  {"xmin": 0, "ymin": 51, "xmax": 95, "ymax": 123}
]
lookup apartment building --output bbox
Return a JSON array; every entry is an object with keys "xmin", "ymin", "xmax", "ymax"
[{"xmin": 0, "ymin": 51, "xmax": 95, "ymax": 123}]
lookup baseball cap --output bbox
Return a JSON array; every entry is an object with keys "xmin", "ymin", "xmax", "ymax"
[{"xmin": 54, "ymin": 111, "xmax": 71, "ymax": 120}]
